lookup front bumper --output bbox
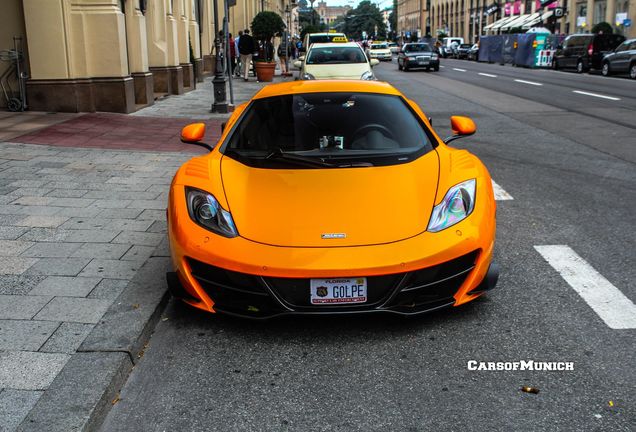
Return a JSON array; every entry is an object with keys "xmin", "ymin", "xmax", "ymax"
[
  {"xmin": 168, "ymin": 253, "xmax": 499, "ymax": 319},
  {"xmin": 370, "ymin": 53, "xmax": 393, "ymax": 60},
  {"xmin": 405, "ymin": 58, "xmax": 440, "ymax": 68}
]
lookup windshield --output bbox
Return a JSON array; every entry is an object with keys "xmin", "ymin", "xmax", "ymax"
[
  {"xmin": 404, "ymin": 44, "xmax": 431, "ymax": 52},
  {"xmin": 306, "ymin": 46, "xmax": 367, "ymax": 64},
  {"xmin": 223, "ymin": 92, "xmax": 433, "ymax": 169},
  {"xmin": 309, "ymin": 34, "xmax": 346, "ymax": 44},
  {"xmin": 371, "ymin": 43, "xmax": 388, "ymax": 49}
]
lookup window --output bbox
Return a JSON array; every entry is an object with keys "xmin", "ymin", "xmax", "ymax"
[
  {"xmin": 223, "ymin": 93, "xmax": 434, "ymax": 169},
  {"xmin": 306, "ymin": 46, "xmax": 366, "ymax": 64}
]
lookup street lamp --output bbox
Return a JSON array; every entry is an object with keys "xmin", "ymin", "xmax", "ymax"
[{"xmin": 211, "ymin": 0, "xmax": 230, "ymax": 113}]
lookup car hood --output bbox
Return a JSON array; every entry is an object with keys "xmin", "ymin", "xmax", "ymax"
[
  {"xmin": 304, "ymin": 63, "xmax": 370, "ymax": 79},
  {"xmin": 220, "ymin": 152, "xmax": 440, "ymax": 247}
]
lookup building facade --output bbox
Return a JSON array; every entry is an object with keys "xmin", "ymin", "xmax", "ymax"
[
  {"xmin": 0, "ymin": 0, "xmax": 294, "ymax": 113},
  {"xmin": 314, "ymin": 1, "xmax": 351, "ymax": 26},
  {"xmin": 398, "ymin": 0, "xmax": 635, "ymax": 43}
]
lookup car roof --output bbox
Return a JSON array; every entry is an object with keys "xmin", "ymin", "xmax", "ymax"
[
  {"xmin": 252, "ymin": 80, "xmax": 401, "ymax": 100},
  {"xmin": 309, "ymin": 42, "xmax": 361, "ymax": 49}
]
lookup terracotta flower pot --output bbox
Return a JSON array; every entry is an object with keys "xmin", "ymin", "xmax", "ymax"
[{"xmin": 254, "ymin": 61, "xmax": 276, "ymax": 82}]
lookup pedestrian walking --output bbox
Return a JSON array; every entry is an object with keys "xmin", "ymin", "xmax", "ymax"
[
  {"xmin": 278, "ymin": 34, "xmax": 291, "ymax": 76},
  {"xmin": 238, "ymin": 29, "xmax": 255, "ymax": 81}
]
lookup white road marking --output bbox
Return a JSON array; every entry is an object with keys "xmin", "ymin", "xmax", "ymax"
[
  {"xmin": 440, "ymin": 65, "xmax": 446, "ymax": 68},
  {"xmin": 572, "ymin": 90, "xmax": 620, "ymax": 101},
  {"xmin": 452, "ymin": 68, "xmax": 467, "ymax": 72},
  {"xmin": 478, "ymin": 72, "xmax": 498, "ymax": 78},
  {"xmin": 492, "ymin": 180, "xmax": 513, "ymax": 200},
  {"xmin": 514, "ymin": 79, "xmax": 543, "ymax": 86},
  {"xmin": 534, "ymin": 245, "xmax": 636, "ymax": 330}
]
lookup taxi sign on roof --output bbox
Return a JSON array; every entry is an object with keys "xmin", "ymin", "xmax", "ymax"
[{"xmin": 332, "ymin": 36, "xmax": 348, "ymax": 43}]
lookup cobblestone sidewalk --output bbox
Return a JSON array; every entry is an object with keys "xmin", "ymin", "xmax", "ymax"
[{"xmin": 0, "ymin": 142, "xmax": 191, "ymax": 431}]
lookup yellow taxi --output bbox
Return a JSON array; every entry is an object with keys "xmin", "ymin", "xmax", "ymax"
[
  {"xmin": 294, "ymin": 42, "xmax": 379, "ymax": 80},
  {"xmin": 367, "ymin": 42, "xmax": 393, "ymax": 61}
]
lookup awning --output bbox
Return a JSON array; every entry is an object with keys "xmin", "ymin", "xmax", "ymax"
[
  {"xmin": 501, "ymin": 13, "xmax": 538, "ymax": 30},
  {"xmin": 521, "ymin": 12, "xmax": 543, "ymax": 29},
  {"xmin": 484, "ymin": 16, "xmax": 516, "ymax": 31},
  {"xmin": 491, "ymin": 16, "xmax": 520, "ymax": 30}
]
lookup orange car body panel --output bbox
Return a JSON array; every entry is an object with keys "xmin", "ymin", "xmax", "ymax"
[{"xmin": 167, "ymin": 80, "xmax": 497, "ymax": 314}]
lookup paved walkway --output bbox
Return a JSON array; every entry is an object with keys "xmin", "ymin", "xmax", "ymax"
[{"xmin": 0, "ymin": 72, "xmax": 290, "ymax": 431}]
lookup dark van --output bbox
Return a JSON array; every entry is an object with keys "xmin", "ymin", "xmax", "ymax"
[{"xmin": 552, "ymin": 33, "xmax": 626, "ymax": 73}]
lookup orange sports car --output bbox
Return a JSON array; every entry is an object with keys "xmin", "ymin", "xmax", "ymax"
[{"xmin": 167, "ymin": 80, "xmax": 498, "ymax": 318}]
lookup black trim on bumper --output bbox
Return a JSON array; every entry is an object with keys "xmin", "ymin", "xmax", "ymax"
[{"xmin": 172, "ymin": 251, "xmax": 488, "ymax": 319}]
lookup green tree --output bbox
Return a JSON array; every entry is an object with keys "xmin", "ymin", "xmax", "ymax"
[
  {"xmin": 388, "ymin": 0, "xmax": 397, "ymax": 40},
  {"xmin": 591, "ymin": 21, "xmax": 613, "ymax": 34},
  {"xmin": 342, "ymin": 1, "xmax": 386, "ymax": 40},
  {"xmin": 251, "ymin": 11, "xmax": 286, "ymax": 62}
]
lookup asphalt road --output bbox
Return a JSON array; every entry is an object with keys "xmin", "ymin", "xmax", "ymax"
[{"xmin": 100, "ymin": 63, "xmax": 635, "ymax": 431}]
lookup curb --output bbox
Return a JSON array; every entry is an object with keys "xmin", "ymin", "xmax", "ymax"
[{"xmin": 17, "ymin": 254, "xmax": 172, "ymax": 432}]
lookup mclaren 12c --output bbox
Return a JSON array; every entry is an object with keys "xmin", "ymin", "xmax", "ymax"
[{"xmin": 167, "ymin": 80, "xmax": 499, "ymax": 318}]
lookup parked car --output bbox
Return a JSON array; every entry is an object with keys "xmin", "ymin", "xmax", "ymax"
[
  {"xmin": 455, "ymin": 43, "xmax": 473, "ymax": 59},
  {"xmin": 467, "ymin": 43, "xmax": 479, "ymax": 61},
  {"xmin": 440, "ymin": 37, "xmax": 464, "ymax": 57},
  {"xmin": 552, "ymin": 33, "xmax": 626, "ymax": 73},
  {"xmin": 170, "ymin": 80, "xmax": 498, "ymax": 318},
  {"xmin": 601, "ymin": 38, "xmax": 636, "ymax": 79},
  {"xmin": 388, "ymin": 42, "xmax": 399, "ymax": 54},
  {"xmin": 397, "ymin": 43, "xmax": 440, "ymax": 71}
]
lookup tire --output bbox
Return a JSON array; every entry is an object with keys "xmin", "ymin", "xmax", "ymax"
[
  {"xmin": 398, "ymin": 60, "xmax": 402, "ymax": 71},
  {"xmin": 576, "ymin": 59, "xmax": 584, "ymax": 73},
  {"xmin": 552, "ymin": 58, "xmax": 558, "ymax": 70},
  {"xmin": 7, "ymin": 98, "xmax": 22, "ymax": 112},
  {"xmin": 425, "ymin": 67, "xmax": 430, "ymax": 72},
  {"xmin": 433, "ymin": 65, "xmax": 439, "ymax": 72},
  {"xmin": 601, "ymin": 62, "xmax": 610, "ymax": 77},
  {"xmin": 630, "ymin": 63, "xmax": 636, "ymax": 80},
  {"xmin": 404, "ymin": 63, "xmax": 409, "ymax": 72}
]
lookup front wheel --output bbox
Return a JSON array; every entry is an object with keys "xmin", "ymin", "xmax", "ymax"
[
  {"xmin": 433, "ymin": 65, "xmax": 439, "ymax": 72},
  {"xmin": 576, "ymin": 59, "xmax": 585, "ymax": 73},
  {"xmin": 630, "ymin": 63, "xmax": 636, "ymax": 80},
  {"xmin": 398, "ymin": 60, "xmax": 402, "ymax": 71},
  {"xmin": 552, "ymin": 58, "xmax": 558, "ymax": 70},
  {"xmin": 601, "ymin": 62, "xmax": 610, "ymax": 76}
]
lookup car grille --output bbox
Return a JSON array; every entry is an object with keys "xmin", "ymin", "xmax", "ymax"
[
  {"xmin": 386, "ymin": 251, "xmax": 479, "ymax": 312},
  {"xmin": 186, "ymin": 250, "xmax": 479, "ymax": 317},
  {"xmin": 263, "ymin": 273, "xmax": 405, "ymax": 311}
]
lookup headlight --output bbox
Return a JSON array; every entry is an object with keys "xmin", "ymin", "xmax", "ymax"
[
  {"xmin": 427, "ymin": 179, "xmax": 476, "ymax": 233},
  {"xmin": 361, "ymin": 70, "xmax": 375, "ymax": 80},
  {"xmin": 301, "ymin": 73, "xmax": 316, "ymax": 80},
  {"xmin": 186, "ymin": 187, "xmax": 238, "ymax": 238},
  {"xmin": 431, "ymin": 54, "xmax": 439, "ymax": 60}
]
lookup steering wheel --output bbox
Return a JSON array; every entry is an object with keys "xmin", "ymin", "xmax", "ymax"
[{"xmin": 351, "ymin": 123, "xmax": 395, "ymax": 143}]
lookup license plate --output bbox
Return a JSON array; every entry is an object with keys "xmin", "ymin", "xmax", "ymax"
[{"xmin": 310, "ymin": 278, "xmax": 367, "ymax": 305}]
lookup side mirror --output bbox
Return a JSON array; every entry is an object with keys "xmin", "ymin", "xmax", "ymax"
[
  {"xmin": 557, "ymin": 44, "xmax": 563, "ymax": 50},
  {"xmin": 180, "ymin": 123, "xmax": 213, "ymax": 151},
  {"xmin": 221, "ymin": 122, "xmax": 226, "ymax": 133},
  {"xmin": 293, "ymin": 60, "xmax": 302, "ymax": 69},
  {"xmin": 369, "ymin": 58, "xmax": 380, "ymax": 67},
  {"xmin": 299, "ymin": 55, "xmax": 305, "ymax": 61},
  {"xmin": 444, "ymin": 116, "xmax": 476, "ymax": 144}
]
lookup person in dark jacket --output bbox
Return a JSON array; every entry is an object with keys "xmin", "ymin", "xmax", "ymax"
[{"xmin": 238, "ymin": 29, "xmax": 255, "ymax": 81}]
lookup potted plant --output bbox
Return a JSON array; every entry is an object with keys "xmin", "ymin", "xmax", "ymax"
[{"xmin": 251, "ymin": 11, "xmax": 286, "ymax": 82}]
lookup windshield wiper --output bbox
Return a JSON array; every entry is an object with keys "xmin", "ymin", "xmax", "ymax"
[{"xmin": 264, "ymin": 148, "xmax": 336, "ymax": 168}]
